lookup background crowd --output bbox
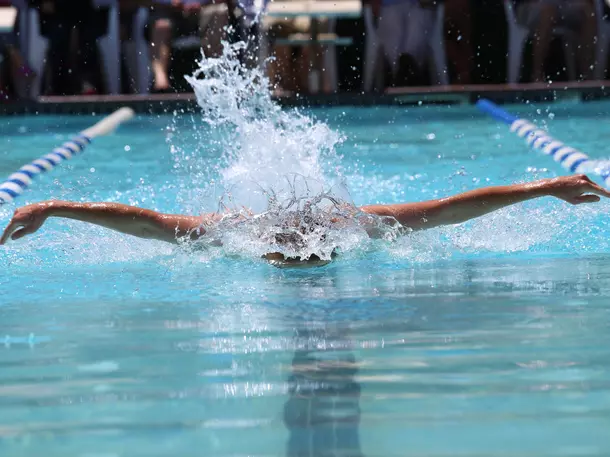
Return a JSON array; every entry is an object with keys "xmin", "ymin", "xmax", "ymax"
[{"xmin": 0, "ymin": 0, "xmax": 609, "ymax": 100}]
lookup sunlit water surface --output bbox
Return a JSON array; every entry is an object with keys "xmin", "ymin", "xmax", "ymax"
[{"xmin": 1, "ymin": 48, "xmax": 610, "ymax": 456}]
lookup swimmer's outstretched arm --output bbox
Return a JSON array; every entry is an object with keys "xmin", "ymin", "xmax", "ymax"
[
  {"xmin": 0, "ymin": 201, "xmax": 211, "ymax": 245},
  {"xmin": 360, "ymin": 175, "xmax": 610, "ymax": 231}
]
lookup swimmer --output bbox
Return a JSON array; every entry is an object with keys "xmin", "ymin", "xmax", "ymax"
[{"xmin": 1, "ymin": 175, "xmax": 608, "ymax": 266}]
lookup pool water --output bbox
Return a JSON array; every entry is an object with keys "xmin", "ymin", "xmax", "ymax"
[{"xmin": 1, "ymin": 77, "xmax": 610, "ymax": 455}]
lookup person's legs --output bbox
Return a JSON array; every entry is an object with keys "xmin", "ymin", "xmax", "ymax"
[
  {"xmin": 242, "ymin": 22, "xmax": 260, "ymax": 68},
  {"xmin": 295, "ymin": 46, "xmax": 311, "ymax": 93},
  {"xmin": 560, "ymin": 0, "xmax": 596, "ymax": 80},
  {"xmin": 200, "ymin": 3, "xmax": 229, "ymax": 58},
  {"xmin": 266, "ymin": 20, "xmax": 301, "ymax": 93},
  {"xmin": 150, "ymin": 17, "xmax": 173, "ymax": 91},
  {"xmin": 77, "ymin": 15, "xmax": 104, "ymax": 94},
  {"xmin": 444, "ymin": 0, "xmax": 473, "ymax": 84},
  {"xmin": 268, "ymin": 44, "xmax": 296, "ymax": 91},
  {"xmin": 400, "ymin": 2, "xmax": 435, "ymax": 85},
  {"xmin": 3, "ymin": 43, "xmax": 35, "ymax": 98},
  {"xmin": 519, "ymin": 0, "xmax": 560, "ymax": 82},
  {"xmin": 378, "ymin": 3, "xmax": 404, "ymax": 79},
  {"xmin": 46, "ymin": 20, "xmax": 74, "ymax": 94},
  {"xmin": 402, "ymin": 2, "xmax": 434, "ymax": 64}
]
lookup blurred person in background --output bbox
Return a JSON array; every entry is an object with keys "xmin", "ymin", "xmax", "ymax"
[
  {"xmin": 28, "ymin": 0, "xmax": 109, "ymax": 95},
  {"xmin": 444, "ymin": 0, "xmax": 473, "ymax": 84},
  {"xmin": 264, "ymin": 12, "xmax": 313, "ymax": 94},
  {"xmin": 516, "ymin": 0, "xmax": 596, "ymax": 82},
  {"xmin": 372, "ymin": 0, "xmax": 442, "ymax": 86},
  {"xmin": 150, "ymin": 0, "xmax": 235, "ymax": 93},
  {"xmin": 149, "ymin": 0, "xmax": 206, "ymax": 93},
  {"xmin": 226, "ymin": 0, "xmax": 262, "ymax": 67},
  {"xmin": 0, "ymin": 1, "xmax": 35, "ymax": 100},
  {"xmin": 263, "ymin": 0, "xmax": 340, "ymax": 94}
]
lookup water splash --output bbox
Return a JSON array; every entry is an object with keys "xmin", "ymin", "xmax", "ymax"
[
  {"xmin": 167, "ymin": 42, "xmax": 610, "ymax": 263},
  {"xmin": 175, "ymin": 43, "xmax": 399, "ymax": 260},
  {"xmin": 183, "ymin": 43, "xmax": 349, "ymax": 210}
]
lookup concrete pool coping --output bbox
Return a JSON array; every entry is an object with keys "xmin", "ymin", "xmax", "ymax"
[{"xmin": 1, "ymin": 80, "xmax": 610, "ymax": 115}]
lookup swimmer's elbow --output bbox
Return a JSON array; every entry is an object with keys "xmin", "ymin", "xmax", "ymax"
[{"xmin": 152, "ymin": 213, "xmax": 206, "ymax": 244}]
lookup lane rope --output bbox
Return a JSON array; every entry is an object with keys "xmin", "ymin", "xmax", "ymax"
[
  {"xmin": 0, "ymin": 107, "xmax": 135, "ymax": 205},
  {"xmin": 476, "ymin": 99, "xmax": 610, "ymax": 188}
]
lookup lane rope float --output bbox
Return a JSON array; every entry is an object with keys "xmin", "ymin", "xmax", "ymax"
[
  {"xmin": 0, "ymin": 107, "xmax": 135, "ymax": 205},
  {"xmin": 476, "ymin": 99, "xmax": 610, "ymax": 188}
]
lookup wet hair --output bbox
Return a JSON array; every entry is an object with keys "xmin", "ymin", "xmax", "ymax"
[{"xmin": 272, "ymin": 212, "xmax": 329, "ymax": 250}]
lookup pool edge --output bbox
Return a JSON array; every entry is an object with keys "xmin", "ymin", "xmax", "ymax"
[{"xmin": 1, "ymin": 80, "xmax": 610, "ymax": 115}]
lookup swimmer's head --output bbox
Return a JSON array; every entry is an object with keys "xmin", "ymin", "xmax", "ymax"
[{"xmin": 262, "ymin": 211, "xmax": 336, "ymax": 268}]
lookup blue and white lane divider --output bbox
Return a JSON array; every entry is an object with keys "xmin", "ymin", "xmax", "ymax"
[
  {"xmin": 0, "ymin": 135, "xmax": 91, "ymax": 204},
  {"xmin": 476, "ymin": 99, "xmax": 610, "ymax": 188},
  {"xmin": 0, "ymin": 107, "xmax": 135, "ymax": 205}
]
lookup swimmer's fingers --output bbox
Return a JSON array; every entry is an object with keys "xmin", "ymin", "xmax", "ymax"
[
  {"xmin": 0, "ymin": 220, "xmax": 26, "ymax": 245},
  {"xmin": 571, "ymin": 194, "xmax": 601, "ymax": 205},
  {"xmin": 0, "ymin": 222, "xmax": 17, "ymax": 245},
  {"xmin": 574, "ymin": 174, "xmax": 610, "ymax": 198},
  {"xmin": 585, "ymin": 181, "xmax": 610, "ymax": 198},
  {"xmin": 8, "ymin": 226, "xmax": 31, "ymax": 241}
]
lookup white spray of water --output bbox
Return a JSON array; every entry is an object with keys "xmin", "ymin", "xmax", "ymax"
[
  {"xmin": 175, "ymin": 43, "xmax": 401, "ymax": 260},
  {"xmin": 183, "ymin": 43, "xmax": 349, "ymax": 211},
  {"xmin": 166, "ymin": 42, "xmax": 610, "ymax": 263}
]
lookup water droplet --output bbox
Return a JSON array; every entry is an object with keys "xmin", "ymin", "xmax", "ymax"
[
  {"xmin": 90, "ymin": 167, "xmax": 95, "ymax": 173},
  {"xmin": 426, "ymin": 133, "xmax": 436, "ymax": 140},
  {"xmin": 124, "ymin": 145, "xmax": 131, "ymax": 152}
]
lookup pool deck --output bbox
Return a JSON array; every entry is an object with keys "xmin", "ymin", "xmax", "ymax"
[{"xmin": 2, "ymin": 80, "xmax": 610, "ymax": 115}]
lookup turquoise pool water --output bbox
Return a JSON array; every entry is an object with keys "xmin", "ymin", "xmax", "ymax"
[{"xmin": 1, "ymin": 98, "xmax": 610, "ymax": 457}]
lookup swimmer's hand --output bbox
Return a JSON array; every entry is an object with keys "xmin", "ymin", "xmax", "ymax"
[
  {"xmin": 0, "ymin": 202, "xmax": 51, "ymax": 244},
  {"xmin": 544, "ymin": 174, "xmax": 610, "ymax": 204}
]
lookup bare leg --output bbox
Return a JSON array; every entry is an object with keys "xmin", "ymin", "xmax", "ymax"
[
  {"xmin": 151, "ymin": 18, "xmax": 172, "ymax": 91},
  {"xmin": 531, "ymin": 3, "xmax": 558, "ymax": 83},
  {"xmin": 444, "ymin": 0, "xmax": 473, "ymax": 84},
  {"xmin": 576, "ymin": 2, "xmax": 596, "ymax": 80},
  {"xmin": 200, "ymin": 5, "xmax": 228, "ymax": 58},
  {"xmin": 6, "ymin": 46, "xmax": 35, "ymax": 98},
  {"xmin": 269, "ymin": 45, "xmax": 296, "ymax": 92},
  {"xmin": 297, "ymin": 46, "xmax": 312, "ymax": 93}
]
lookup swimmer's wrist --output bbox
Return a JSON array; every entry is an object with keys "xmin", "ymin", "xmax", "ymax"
[
  {"xmin": 535, "ymin": 177, "xmax": 573, "ymax": 199},
  {"xmin": 40, "ymin": 200, "xmax": 79, "ymax": 218},
  {"xmin": 527, "ymin": 179, "xmax": 556, "ymax": 198}
]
